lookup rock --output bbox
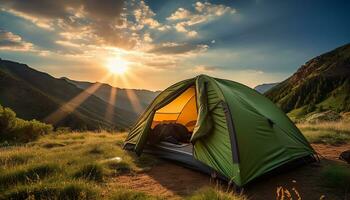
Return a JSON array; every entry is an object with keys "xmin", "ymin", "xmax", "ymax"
[
  {"xmin": 339, "ymin": 150, "xmax": 350, "ymax": 164},
  {"xmin": 305, "ymin": 110, "xmax": 342, "ymax": 123}
]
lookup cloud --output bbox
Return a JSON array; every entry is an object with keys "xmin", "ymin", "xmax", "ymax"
[
  {"xmin": 166, "ymin": 1, "xmax": 236, "ymax": 37},
  {"xmin": 194, "ymin": 2, "xmax": 236, "ymax": 16},
  {"xmin": 193, "ymin": 65, "xmax": 221, "ymax": 72},
  {"xmin": 0, "ymin": 0, "xmax": 140, "ymax": 49},
  {"xmin": 0, "ymin": 30, "xmax": 33, "ymax": 51},
  {"xmin": 143, "ymin": 60, "xmax": 177, "ymax": 69},
  {"xmin": 148, "ymin": 42, "xmax": 208, "ymax": 55},
  {"xmin": 132, "ymin": 0, "xmax": 160, "ymax": 30},
  {"xmin": 167, "ymin": 8, "xmax": 192, "ymax": 21},
  {"xmin": 0, "ymin": 0, "xmax": 223, "ymax": 75}
]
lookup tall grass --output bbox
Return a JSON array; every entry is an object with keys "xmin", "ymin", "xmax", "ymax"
[
  {"xmin": 0, "ymin": 132, "xmax": 161, "ymax": 199},
  {"xmin": 73, "ymin": 163, "xmax": 104, "ymax": 182},
  {"xmin": 297, "ymin": 120, "xmax": 350, "ymax": 145},
  {"xmin": 297, "ymin": 121, "xmax": 350, "ymax": 134},
  {"xmin": 0, "ymin": 163, "xmax": 59, "ymax": 188},
  {"xmin": 110, "ymin": 189, "xmax": 159, "ymax": 200},
  {"xmin": 187, "ymin": 187, "xmax": 247, "ymax": 200},
  {"xmin": 1, "ymin": 181, "xmax": 99, "ymax": 200}
]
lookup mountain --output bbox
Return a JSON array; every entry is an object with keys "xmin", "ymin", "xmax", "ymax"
[
  {"xmin": 265, "ymin": 43, "xmax": 350, "ymax": 118},
  {"xmin": 254, "ymin": 83, "xmax": 279, "ymax": 93},
  {"xmin": 62, "ymin": 78, "xmax": 160, "ymax": 115},
  {"xmin": 0, "ymin": 59, "xmax": 137, "ymax": 130}
]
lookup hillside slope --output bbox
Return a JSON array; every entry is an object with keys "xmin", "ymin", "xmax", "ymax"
[
  {"xmin": 265, "ymin": 43, "xmax": 350, "ymax": 117},
  {"xmin": 62, "ymin": 78, "xmax": 160, "ymax": 115},
  {"xmin": 0, "ymin": 59, "xmax": 137, "ymax": 130}
]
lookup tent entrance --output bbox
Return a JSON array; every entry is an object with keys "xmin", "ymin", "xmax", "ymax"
[{"xmin": 151, "ymin": 86, "xmax": 197, "ymax": 132}]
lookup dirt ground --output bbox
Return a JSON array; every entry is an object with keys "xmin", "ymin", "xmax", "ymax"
[{"xmin": 108, "ymin": 144, "xmax": 350, "ymax": 200}]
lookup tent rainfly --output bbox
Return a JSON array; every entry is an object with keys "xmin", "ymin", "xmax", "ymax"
[{"xmin": 124, "ymin": 75, "xmax": 316, "ymax": 186}]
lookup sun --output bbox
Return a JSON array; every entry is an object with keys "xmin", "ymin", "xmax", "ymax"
[{"xmin": 106, "ymin": 58, "xmax": 129, "ymax": 75}]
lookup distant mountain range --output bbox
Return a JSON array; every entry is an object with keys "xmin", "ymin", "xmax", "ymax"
[
  {"xmin": 62, "ymin": 78, "xmax": 160, "ymax": 115},
  {"xmin": 0, "ymin": 59, "xmax": 145, "ymax": 130},
  {"xmin": 1, "ymin": 43, "xmax": 349, "ymax": 128},
  {"xmin": 254, "ymin": 83, "xmax": 279, "ymax": 93},
  {"xmin": 265, "ymin": 43, "xmax": 350, "ymax": 118}
]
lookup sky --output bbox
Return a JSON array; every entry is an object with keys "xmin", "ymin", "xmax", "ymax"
[{"xmin": 0, "ymin": 0, "xmax": 349, "ymax": 91}]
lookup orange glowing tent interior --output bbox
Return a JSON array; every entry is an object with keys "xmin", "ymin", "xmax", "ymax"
[{"xmin": 151, "ymin": 86, "xmax": 197, "ymax": 132}]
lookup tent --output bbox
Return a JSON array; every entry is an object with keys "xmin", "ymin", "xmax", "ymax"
[{"xmin": 124, "ymin": 75, "xmax": 316, "ymax": 186}]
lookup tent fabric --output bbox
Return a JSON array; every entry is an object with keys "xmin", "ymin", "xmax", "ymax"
[
  {"xmin": 124, "ymin": 74, "xmax": 315, "ymax": 186},
  {"xmin": 151, "ymin": 86, "xmax": 197, "ymax": 131}
]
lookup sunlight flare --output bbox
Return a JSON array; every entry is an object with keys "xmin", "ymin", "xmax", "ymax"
[
  {"xmin": 105, "ymin": 76, "xmax": 118, "ymax": 123},
  {"xmin": 118, "ymin": 74, "xmax": 143, "ymax": 113},
  {"xmin": 106, "ymin": 57, "xmax": 129, "ymax": 75},
  {"xmin": 45, "ymin": 74, "xmax": 112, "ymax": 125}
]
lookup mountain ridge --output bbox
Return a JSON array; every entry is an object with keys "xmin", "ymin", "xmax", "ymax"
[
  {"xmin": 61, "ymin": 77, "xmax": 160, "ymax": 115},
  {"xmin": 0, "ymin": 59, "xmax": 137, "ymax": 130},
  {"xmin": 265, "ymin": 43, "xmax": 350, "ymax": 118}
]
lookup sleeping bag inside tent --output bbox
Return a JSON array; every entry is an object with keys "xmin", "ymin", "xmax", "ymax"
[{"xmin": 124, "ymin": 74, "xmax": 316, "ymax": 186}]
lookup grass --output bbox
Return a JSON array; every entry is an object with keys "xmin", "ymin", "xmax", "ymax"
[
  {"xmin": 110, "ymin": 189, "xmax": 160, "ymax": 200},
  {"xmin": 0, "ymin": 163, "xmax": 59, "ymax": 189},
  {"xmin": 298, "ymin": 120, "xmax": 350, "ymax": 134},
  {"xmin": 103, "ymin": 160, "xmax": 131, "ymax": 174},
  {"xmin": 0, "ymin": 131, "xmax": 162, "ymax": 199},
  {"xmin": 321, "ymin": 164, "xmax": 350, "ymax": 192},
  {"xmin": 3, "ymin": 127, "xmax": 347, "ymax": 199},
  {"xmin": 1, "ymin": 181, "xmax": 99, "ymax": 200},
  {"xmin": 73, "ymin": 163, "xmax": 104, "ymax": 182},
  {"xmin": 298, "ymin": 120, "xmax": 350, "ymax": 145},
  {"xmin": 186, "ymin": 187, "xmax": 248, "ymax": 200},
  {"xmin": 0, "ymin": 131, "xmax": 251, "ymax": 199},
  {"xmin": 0, "ymin": 153, "xmax": 33, "ymax": 166},
  {"xmin": 302, "ymin": 130, "xmax": 350, "ymax": 145}
]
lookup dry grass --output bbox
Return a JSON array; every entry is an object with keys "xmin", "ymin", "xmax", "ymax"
[
  {"xmin": 0, "ymin": 131, "xmax": 249, "ymax": 200},
  {"xmin": 0, "ymin": 131, "xmax": 160, "ymax": 199},
  {"xmin": 298, "ymin": 120, "xmax": 350, "ymax": 145},
  {"xmin": 186, "ymin": 187, "xmax": 248, "ymax": 200},
  {"xmin": 297, "ymin": 120, "xmax": 350, "ymax": 134}
]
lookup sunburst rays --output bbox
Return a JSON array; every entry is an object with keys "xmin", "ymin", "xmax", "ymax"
[
  {"xmin": 105, "ymin": 75, "xmax": 118, "ymax": 123},
  {"xmin": 45, "ymin": 61, "xmax": 144, "ymax": 128},
  {"xmin": 45, "ymin": 74, "xmax": 111, "ymax": 125},
  {"xmin": 118, "ymin": 73, "xmax": 143, "ymax": 113}
]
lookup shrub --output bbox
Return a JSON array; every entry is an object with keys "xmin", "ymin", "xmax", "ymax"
[
  {"xmin": 73, "ymin": 163, "xmax": 104, "ymax": 182},
  {"xmin": 0, "ymin": 105, "xmax": 16, "ymax": 132},
  {"xmin": 0, "ymin": 163, "xmax": 59, "ymax": 188},
  {"xmin": 0, "ymin": 105, "xmax": 53, "ymax": 143},
  {"xmin": 56, "ymin": 126, "xmax": 72, "ymax": 133}
]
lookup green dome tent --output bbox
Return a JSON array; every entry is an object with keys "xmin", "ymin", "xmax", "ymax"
[{"xmin": 124, "ymin": 75, "xmax": 315, "ymax": 186}]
